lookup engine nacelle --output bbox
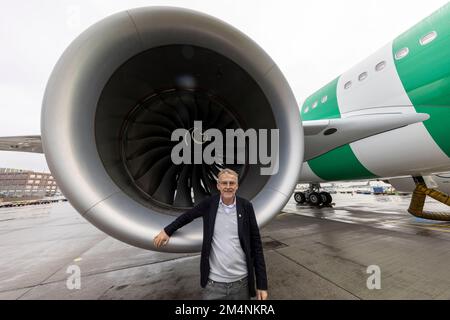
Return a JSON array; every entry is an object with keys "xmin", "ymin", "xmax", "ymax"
[{"xmin": 41, "ymin": 7, "xmax": 303, "ymax": 252}]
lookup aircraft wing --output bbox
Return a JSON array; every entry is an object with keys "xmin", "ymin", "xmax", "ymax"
[
  {"xmin": 303, "ymin": 113, "xmax": 430, "ymax": 161},
  {"xmin": 0, "ymin": 112, "xmax": 429, "ymax": 159},
  {"xmin": 0, "ymin": 135, "xmax": 43, "ymax": 153}
]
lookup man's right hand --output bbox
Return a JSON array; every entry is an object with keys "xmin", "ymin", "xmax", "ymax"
[{"xmin": 153, "ymin": 230, "xmax": 170, "ymax": 248}]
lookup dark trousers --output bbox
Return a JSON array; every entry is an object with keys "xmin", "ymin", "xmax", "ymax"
[{"xmin": 202, "ymin": 277, "xmax": 250, "ymax": 300}]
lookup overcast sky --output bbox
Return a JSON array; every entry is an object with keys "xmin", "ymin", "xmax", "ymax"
[{"xmin": 0, "ymin": 0, "xmax": 448, "ymax": 172}]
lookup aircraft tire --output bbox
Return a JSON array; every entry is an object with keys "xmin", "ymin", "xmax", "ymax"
[
  {"xmin": 320, "ymin": 191, "xmax": 332, "ymax": 205},
  {"xmin": 294, "ymin": 192, "xmax": 306, "ymax": 204},
  {"xmin": 308, "ymin": 192, "xmax": 322, "ymax": 206}
]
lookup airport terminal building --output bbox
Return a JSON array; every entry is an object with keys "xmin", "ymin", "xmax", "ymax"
[{"xmin": 0, "ymin": 168, "xmax": 59, "ymax": 200}]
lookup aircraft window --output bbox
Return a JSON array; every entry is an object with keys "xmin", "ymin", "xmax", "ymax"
[
  {"xmin": 344, "ymin": 81, "xmax": 352, "ymax": 89},
  {"xmin": 420, "ymin": 31, "xmax": 437, "ymax": 45},
  {"xmin": 395, "ymin": 47, "xmax": 409, "ymax": 60},
  {"xmin": 304, "ymin": 106, "xmax": 309, "ymax": 113},
  {"xmin": 312, "ymin": 101, "xmax": 318, "ymax": 109},
  {"xmin": 358, "ymin": 72, "xmax": 368, "ymax": 81},
  {"xmin": 321, "ymin": 95, "xmax": 328, "ymax": 103},
  {"xmin": 375, "ymin": 61, "xmax": 386, "ymax": 71}
]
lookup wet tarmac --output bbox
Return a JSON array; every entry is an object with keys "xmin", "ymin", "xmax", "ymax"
[{"xmin": 1, "ymin": 193, "xmax": 450, "ymax": 299}]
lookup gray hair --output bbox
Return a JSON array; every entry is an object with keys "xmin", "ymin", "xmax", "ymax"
[{"xmin": 217, "ymin": 168, "xmax": 239, "ymax": 181}]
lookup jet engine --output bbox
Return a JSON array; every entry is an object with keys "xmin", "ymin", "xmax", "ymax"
[{"xmin": 41, "ymin": 7, "xmax": 303, "ymax": 252}]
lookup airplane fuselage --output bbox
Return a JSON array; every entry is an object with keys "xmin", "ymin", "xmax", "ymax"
[{"xmin": 299, "ymin": 3, "xmax": 450, "ymax": 183}]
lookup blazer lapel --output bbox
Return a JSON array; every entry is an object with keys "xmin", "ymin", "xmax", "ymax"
[{"xmin": 236, "ymin": 196, "xmax": 244, "ymax": 242}]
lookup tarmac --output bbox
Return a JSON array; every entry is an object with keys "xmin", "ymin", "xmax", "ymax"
[{"xmin": 1, "ymin": 193, "xmax": 450, "ymax": 300}]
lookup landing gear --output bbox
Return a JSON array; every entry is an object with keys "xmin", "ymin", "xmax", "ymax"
[
  {"xmin": 294, "ymin": 192, "xmax": 306, "ymax": 204},
  {"xmin": 294, "ymin": 183, "xmax": 333, "ymax": 207},
  {"xmin": 320, "ymin": 191, "xmax": 333, "ymax": 205},
  {"xmin": 308, "ymin": 192, "xmax": 322, "ymax": 206}
]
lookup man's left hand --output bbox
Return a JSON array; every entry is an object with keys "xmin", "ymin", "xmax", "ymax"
[{"xmin": 256, "ymin": 289, "xmax": 268, "ymax": 300}]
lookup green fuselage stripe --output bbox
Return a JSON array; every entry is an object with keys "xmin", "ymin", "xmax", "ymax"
[
  {"xmin": 301, "ymin": 77, "xmax": 377, "ymax": 181},
  {"xmin": 393, "ymin": 3, "xmax": 450, "ymax": 157},
  {"xmin": 301, "ymin": 77, "xmax": 340, "ymax": 121},
  {"xmin": 308, "ymin": 144, "xmax": 377, "ymax": 181}
]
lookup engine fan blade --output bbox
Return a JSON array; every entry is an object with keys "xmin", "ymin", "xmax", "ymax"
[
  {"xmin": 173, "ymin": 165, "xmax": 193, "ymax": 207},
  {"xmin": 192, "ymin": 164, "xmax": 208, "ymax": 205},
  {"xmin": 152, "ymin": 164, "xmax": 181, "ymax": 204}
]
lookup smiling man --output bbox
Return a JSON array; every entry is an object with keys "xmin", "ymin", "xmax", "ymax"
[{"xmin": 154, "ymin": 168, "xmax": 268, "ymax": 300}]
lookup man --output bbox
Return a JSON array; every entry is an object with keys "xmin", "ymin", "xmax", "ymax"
[{"xmin": 154, "ymin": 168, "xmax": 268, "ymax": 300}]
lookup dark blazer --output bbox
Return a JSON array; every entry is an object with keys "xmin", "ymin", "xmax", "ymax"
[{"xmin": 164, "ymin": 194, "xmax": 268, "ymax": 297}]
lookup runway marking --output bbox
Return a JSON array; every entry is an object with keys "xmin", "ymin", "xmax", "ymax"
[{"xmin": 412, "ymin": 226, "xmax": 450, "ymax": 233}]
